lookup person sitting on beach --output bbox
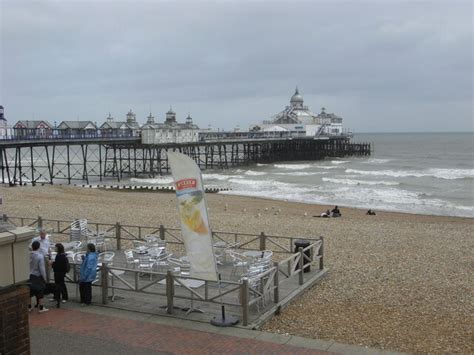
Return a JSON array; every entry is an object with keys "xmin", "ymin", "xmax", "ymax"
[
  {"xmin": 320, "ymin": 210, "xmax": 331, "ymax": 218},
  {"xmin": 367, "ymin": 209, "xmax": 376, "ymax": 215},
  {"xmin": 331, "ymin": 206, "xmax": 341, "ymax": 217}
]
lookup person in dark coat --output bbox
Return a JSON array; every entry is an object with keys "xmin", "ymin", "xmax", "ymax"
[
  {"xmin": 52, "ymin": 243, "xmax": 69, "ymax": 307},
  {"xmin": 331, "ymin": 206, "xmax": 341, "ymax": 217}
]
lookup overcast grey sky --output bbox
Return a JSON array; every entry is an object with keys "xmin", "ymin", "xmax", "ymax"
[{"xmin": 1, "ymin": 0, "xmax": 472, "ymax": 132}]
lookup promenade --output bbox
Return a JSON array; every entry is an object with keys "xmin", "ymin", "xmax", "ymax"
[{"xmin": 29, "ymin": 302, "xmax": 403, "ymax": 354}]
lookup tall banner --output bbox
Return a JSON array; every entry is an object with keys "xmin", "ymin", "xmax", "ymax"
[{"xmin": 168, "ymin": 151, "xmax": 218, "ymax": 281}]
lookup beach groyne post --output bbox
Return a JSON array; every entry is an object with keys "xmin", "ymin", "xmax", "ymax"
[
  {"xmin": 319, "ymin": 236, "xmax": 324, "ymax": 270},
  {"xmin": 241, "ymin": 278, "xmax": 249, "ymax": 326},
  {"xmin": 37, "ymin": 215, "xmax": 43, "ymax": 229},
  {"xmin": 273, "ymin": 261, "xmax": 279, "ymax": 303},
  {"xmin": 298, "ymin": 247, "xmax": 304, "ymax": 285},
  {"xmin": 166, "ymin": 270, "xmax": 174, "ymax": 314},
  {"xmin": 159, "ymin": 225, "xmax": 165, "ymax": 240},
  {"xmin": 101, "ymin": 263, "xmax": 108, "ymax": 304},
  {"xmin": 259, "ymin": 232, "xmax": 266, "ymax": 251},
  {"xmin": 115, "ymin": 222, "xmax": 121, "ymax": 250}
]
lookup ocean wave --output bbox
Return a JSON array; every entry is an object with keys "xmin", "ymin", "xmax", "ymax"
[
  {"xmin": 315, "ymin": 165, "xmax": 338, "ymax": 170},
  {"xmin": 228, "ymin": 178, "xmax": 273, "ymax": 186},
  {"xmin": 274, "ymin": 163, "xmax": 312, "ymax": 170},
  {"xmin": 202, "ymin": 173, "xmax": 235, "ymax": 181},
  {"xmin": 275, "ymin": 171, "xmax": 328, "ymax": 176},
  {"xmin": 331, "ymin": 160, "xmax": 350, "ymax": 165},
  {"xmin": 256, "ymin": 163, "xmax": 269, "ymax": 167},
  {"xmin": 130, "ymin": 177, "xmax": 174, "ymax": 184},
  {"xmin": 364, "ymin": 158, "xmax": 391, "ymax": 164},
  {"xmin": 244, "ymin": 170, "xmax": 267, "ymax": 176},
  {"xmin": 426, "ymin": 168, "xmax": 474, "ymax": 180},
  {"xmin": 322, "ymin": 177, "xmax": 400, "ymax": 186},
  {"xmin": 345, "ymin": 168, "xmax": 474, "ymax": 180}
]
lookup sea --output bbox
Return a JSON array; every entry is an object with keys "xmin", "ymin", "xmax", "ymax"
[{"xmin": 129, "ymin": 133, "xmax": 474, "ymax": 218}]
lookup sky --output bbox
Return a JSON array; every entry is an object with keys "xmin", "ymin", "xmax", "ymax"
[{"xmin": 0, "ymin": 0, "xmax": 472, "ymax": 133}]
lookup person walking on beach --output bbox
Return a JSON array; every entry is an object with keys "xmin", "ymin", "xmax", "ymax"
[
  {"xmin": 28, "ymin": 241, "xmax": 49, "ymax": 313},
  {"xmin": 79, "ymin": 243, "xmax": 98, "ymax": 305},
  {"xmin": 52, "ymin": 243, "xmax": 70, "ymax": 307},
  {"xmin": 30, "ymin": 229, "xmax": 51, "ymax": 257}
]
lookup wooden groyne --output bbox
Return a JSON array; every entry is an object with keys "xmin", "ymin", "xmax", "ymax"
[{"xmin": 0, "ymin": 136, "xmax": 370, "ymax": 186}]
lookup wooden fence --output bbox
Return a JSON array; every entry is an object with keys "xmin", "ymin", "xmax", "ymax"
[{"xmin": 10, "ymin": 214, "xmax": 324, "ymax": 326}]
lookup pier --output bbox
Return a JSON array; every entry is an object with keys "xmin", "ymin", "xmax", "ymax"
[{"xmin": 0, "ymin": 133, "xmax": 370, "ymax": 185}]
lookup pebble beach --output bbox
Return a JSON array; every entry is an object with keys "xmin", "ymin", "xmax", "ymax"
[{"xmin": 3, "ymin": 185, "xmax": 473, "ymax": 354}]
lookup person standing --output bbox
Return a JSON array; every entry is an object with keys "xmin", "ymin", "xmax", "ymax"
[
  {"xmin": 30, "ymin": 229, "xmax": 51, "ymax": 257},
  {"xmin": 79, "ymin": 243, "xmax": 98, "ymax": 305},
  {"xmin": 28, "ymin": 241, "xmax": 49, "ymax": 313},
  {"xmin": 52, "ymin": 243, "xmax": 70, "ymax": 306}
]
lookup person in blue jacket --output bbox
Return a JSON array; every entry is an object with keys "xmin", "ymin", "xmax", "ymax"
[{"xmin": 79, "ymin": 243, "xmax": 98, "ymax": 305}]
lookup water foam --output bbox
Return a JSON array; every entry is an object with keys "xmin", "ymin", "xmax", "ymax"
[
  {"xmin": 365, "ymin": 158, "xmax": 391, "ymax": 164},
  {"xmin": 331, "ymin": 160, "xmax": 350, "ymax": 165},
  {"xmin": 275, "ymin": 171, "xmax": 328, "ymax": 176},
  {"xmin": 202, "ymin": 173, "xmax": 234, "ymax": 181},
  {"xmin": 322, "ymin": 177, "xmax": 400, "ymax": 186},
  {"xmin": 244, "ymin": 170, "xmax": 267, "ymax": 176},
  {"xmin": 273, "ymin": 163, "xmax": 312, "ymax": 170},
  {"xmin": 346, "ymin": 168, "xmax": 474, "ymax": 179},
  {"xmin": 130, "ymin": 177, "xmax": 174, "ymax": 184}
]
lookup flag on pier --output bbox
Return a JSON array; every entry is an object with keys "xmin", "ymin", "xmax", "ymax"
[{"xmin": 168, "ymin": 151, "xmax": 218, "ymax": 281}]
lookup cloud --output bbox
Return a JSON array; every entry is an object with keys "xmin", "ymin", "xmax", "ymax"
[{"xmin": 0, "ymin": 0, "xmax": 472, "ymax": 132}]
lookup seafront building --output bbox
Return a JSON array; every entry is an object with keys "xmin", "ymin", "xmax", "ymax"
[
  {"xmin": 141, "ymin": 107, "xmax": 202, "ymax": 144},
  {"xmin": 250, "ymin": 88, "xmax": 346, "ymax": 137},
  {"xmin": 12, "ymin": 120, "xmax": 54, "ymax": 138}
]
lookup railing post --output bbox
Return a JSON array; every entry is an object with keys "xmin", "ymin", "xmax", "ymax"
[
  {"xmin": 115, "ymin": 222, "xmax": 121, "ymax": 250},
  {"xmin": 159, "ymin": 225, "xmax": 165, "ymax": 240},
  {"xmin": 166, "ymin": 270, "xmax": 174, "ymax": 314},
  {"xmin": 259, "ymin": 232, "xmax": 266, "ymax": 251},
  {"xmin": 298, "ymin": 247, "xmax": 304, "ymax": 285},
  {"xmin": 38, "ymin": 215, "xmax": 43, "ymax": 230},
  {"xmin": 273, "ymin": 263, "xmax": 279, "ymax": 303},
  {"xmin": 319, "ymin": 236, "xmax": 324, "ymax": 270},
  {"xmin": 101, "ymin": 263, "xmax": 108, "ymax": 304},
  {"xmin": 2, "ymin": 214, "xmax": 7, "ymax": 222},
  {"xmin": 241, "ymin": 278, "xmax": 249, "ymax": 326}
]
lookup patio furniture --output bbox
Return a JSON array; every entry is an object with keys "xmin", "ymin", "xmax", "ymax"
[
  {"xmin": 70, "ymin": 219, "xmax": 88, "ymax": 242},
  {"xmin": 124, "ymin": 250, "xmax": 139, "ymax": 268},
  {"xmin": 87, "ymin": 232, "xmax": 106, "ymax": 252},
  {"xmin": 137, "ymin": 254, "xmax": 155, "ymax": 280},
  {"xmin": 227, "ymin": 250, "xmax": 248, "ymax": 276}
]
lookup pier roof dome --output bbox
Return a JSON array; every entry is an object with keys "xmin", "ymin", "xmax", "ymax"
[{"xmin": 290, "ymin": 87, "xmax": 304, "ymax": 103}]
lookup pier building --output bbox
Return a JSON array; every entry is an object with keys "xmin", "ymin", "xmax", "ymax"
[
  {"xmin": 0, "ymin": 105, "xmax": 11, "ymax": 138},
  {"xmin": 251, "ymin": 88, "xmax": 346, "ymax": 137}
]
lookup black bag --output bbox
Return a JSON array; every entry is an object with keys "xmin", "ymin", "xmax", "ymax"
[{"xmin": 44, "ymin": 282, "xmax": 57, "ymax": 295}]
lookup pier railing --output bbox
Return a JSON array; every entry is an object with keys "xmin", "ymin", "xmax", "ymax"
[{"xmin": 9, "ymin": 214, "xmax": 326, "ymax": 327}]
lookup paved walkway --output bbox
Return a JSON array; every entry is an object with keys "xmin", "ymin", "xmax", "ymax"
[{"xmin": 29, "ymin": 303, "xmax": 402, "ymax": 354}]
